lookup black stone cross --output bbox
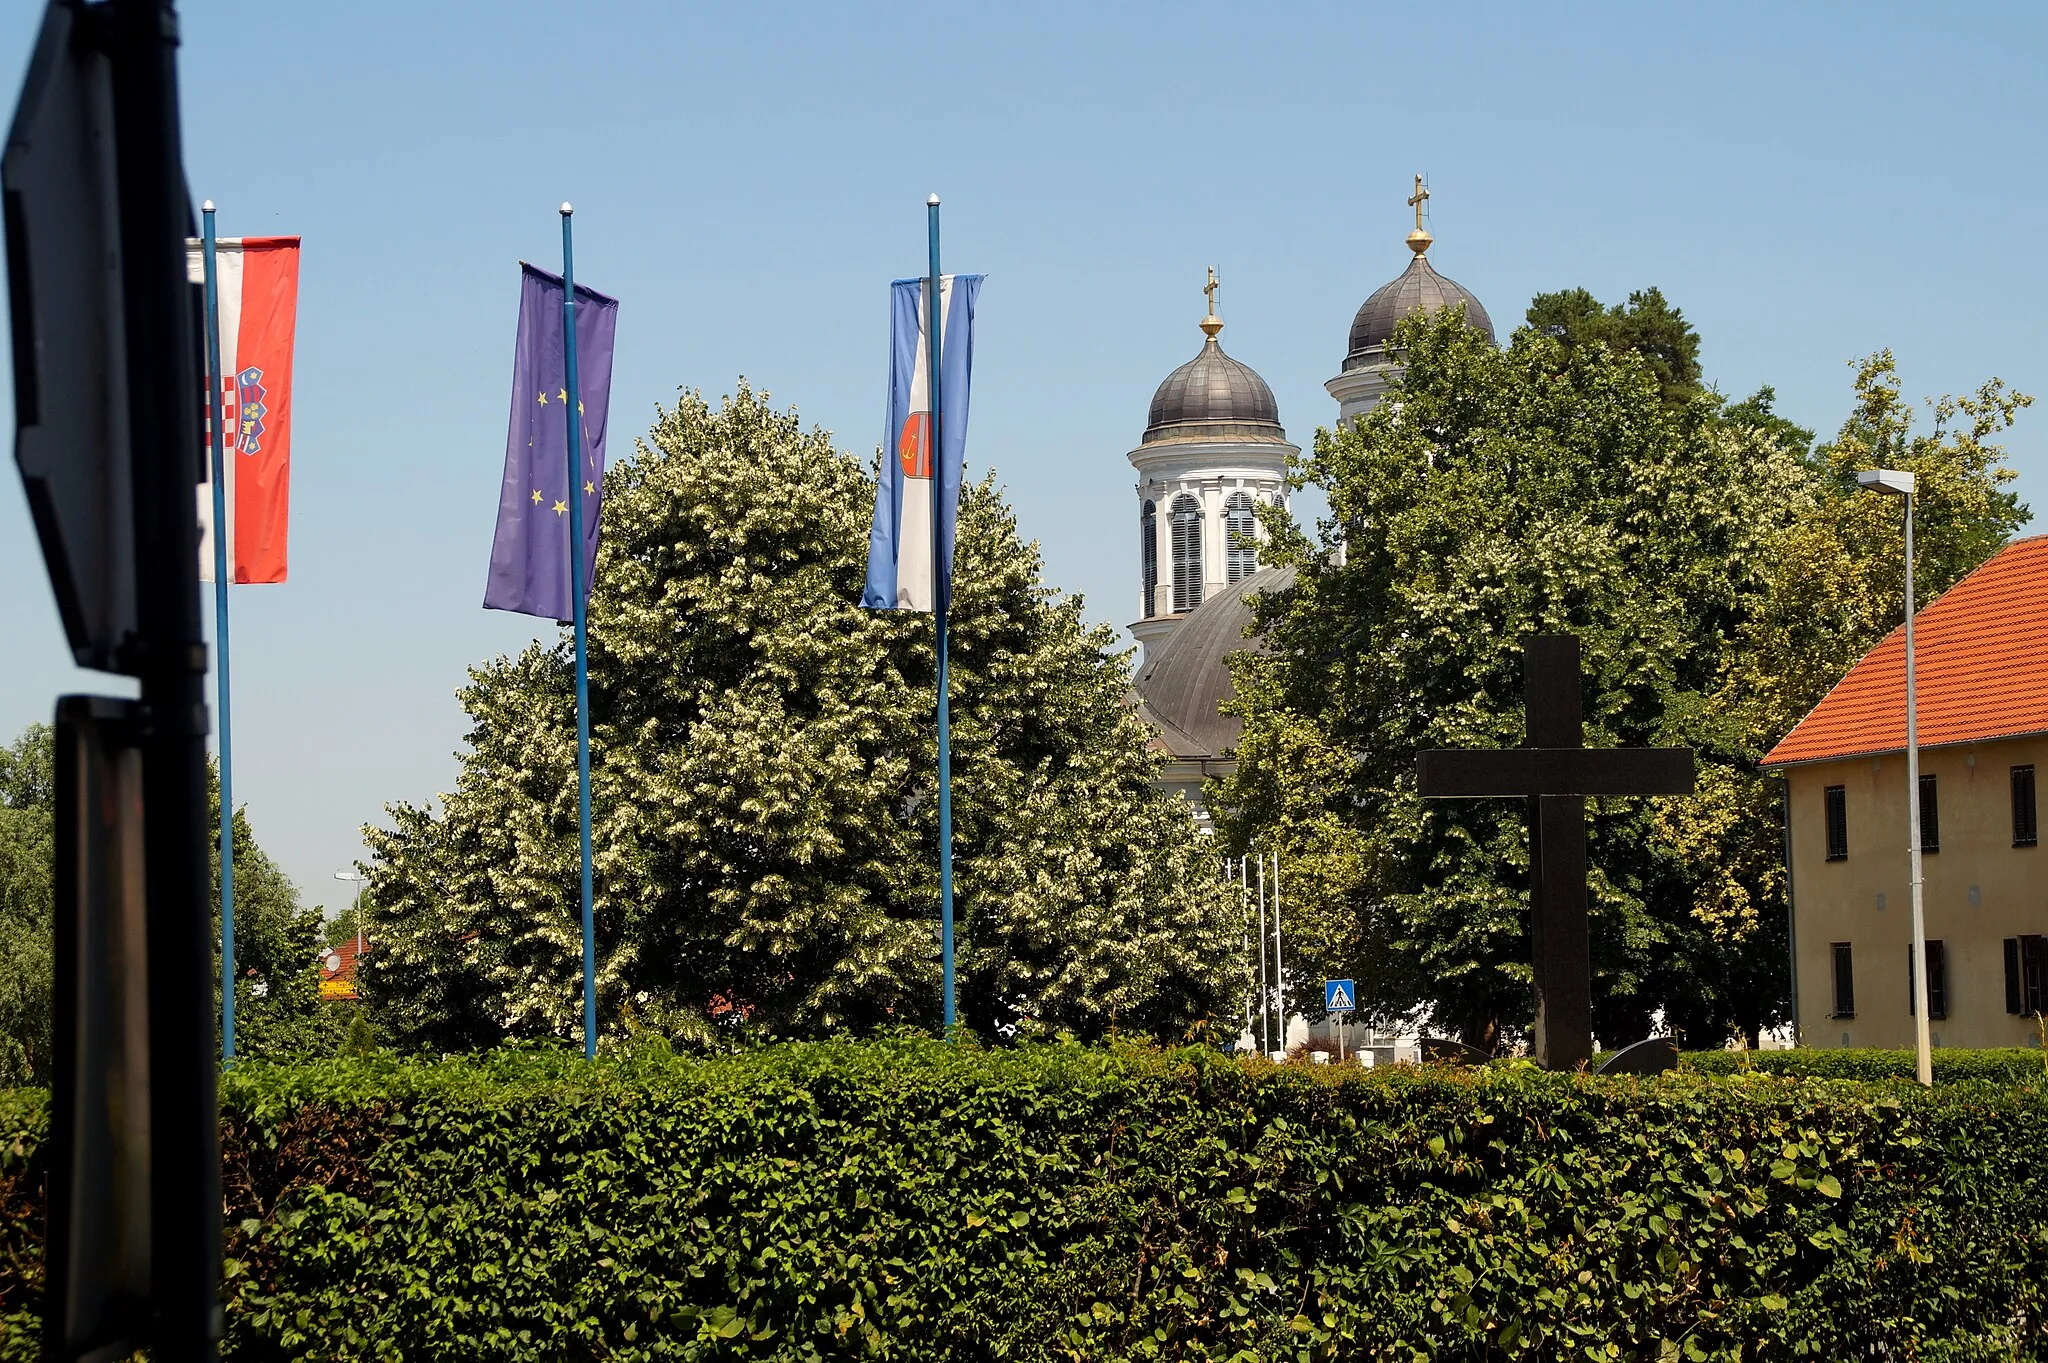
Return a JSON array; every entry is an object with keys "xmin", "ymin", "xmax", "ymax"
[{"xmin": 1415, "ymin": 635, "xmax": 1694, "ymax": 1071}]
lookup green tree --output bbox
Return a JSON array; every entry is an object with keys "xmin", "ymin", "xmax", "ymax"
[
  {"xmin": 362, "ymin": 383, "xmax": 1236, "ymax": 1052},
  {"xmin": 0, "ymin": 726, "xmax": 55, "ymax": 1085},
  {"xmin": 0, "ymin": 724, "xmax": 331, "ymax": 1078},
  {"xmin": 1526, "ymin": 286, "xmax": 1703, "ymax": 407},
  {"xmin": 1216, "ymin": 307, "xmax": 2029, "ymax": 1049}
]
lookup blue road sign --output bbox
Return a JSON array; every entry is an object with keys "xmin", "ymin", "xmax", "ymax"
[{"xmin": 1325, "ymin": 979, "xmax": 1356, "ymax": 1013}]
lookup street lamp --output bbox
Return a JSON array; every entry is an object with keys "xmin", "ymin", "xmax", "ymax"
[
  {"xmin": 333, "ymin": 869, "xmax": 369, "ymax": 960},
  {"xmin": 1856, "ymin": 467, "xmax": 1931, "ymax": 1087}
]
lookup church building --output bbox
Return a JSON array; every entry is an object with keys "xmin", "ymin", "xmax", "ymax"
[{"xmin": 1128, "ymin": 184, "xmax": 1495, "ymax": 827}]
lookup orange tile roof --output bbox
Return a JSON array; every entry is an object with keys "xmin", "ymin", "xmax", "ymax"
[{"xmin": 1763, "ymin": 534, "xmax": 2048, "ymax": 768}]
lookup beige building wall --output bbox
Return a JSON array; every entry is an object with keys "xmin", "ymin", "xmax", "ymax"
[{"xmin": 1785, "ymin": 733, "xmax": 2047, "ymax": 1049}]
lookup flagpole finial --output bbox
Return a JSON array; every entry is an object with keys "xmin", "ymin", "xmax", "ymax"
[
  {"xmin": 927, "ymin": 193, "xmax": 940, "ymax": 206},
  {"xmin": 202, "ymin": 199, "xmax": 215, "ymax": 213},
  {"xmin": 560, "ymin": 202, "xmax": 573, "ymax": 216}
]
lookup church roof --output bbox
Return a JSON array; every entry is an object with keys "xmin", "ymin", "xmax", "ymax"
[
  {"xmin": 1763, "ymin": 535, "xmax": 2048, "ymax": 767},
  {"xmin": 1132, "ymin": 566, "xmax": 1297, "ymax": 760},
  {"xmin": 1344, "ymin": 253, "xmax": 1494, "ymax": 367},
  {"xmin": 1144, "ymin": 334, "xmax": 1287, "ymax": 445}
]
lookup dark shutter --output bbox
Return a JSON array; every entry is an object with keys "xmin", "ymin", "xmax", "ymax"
[
  {"xmin": 1140, "ymin": 501, "xmax": 1157, "ymax": 617},
  {"xmin": 2025, "ymin": 937, "xmax": 2048, "ymax": 1017},
  {"xmin": 1918, "ymin": 773, "xmax": 1939, "ymax": 853},
  {"xmin": 1224, "ymin": 492, "xmax": 1258, "ymax": 584},
  {"xmin": 1824, "ymin": 786, "xmax": 1848, "ymax": 861},
  {"xmin": 1170, "ymin": 495, "xmax": 1202, "ymax": 612},
  {"xmin": 1831, "ymin": 942, "xmax": 1854, "ymax": 1018},
  {"xmin": 2009, "ymin": 938, "xmax": 2026, "ymax": 1015},
  {"xmin": 1913, "ymin": 941, "xmax": 1948, "ymax": 1019},
  {"xmin": 2015, "ymin": 765, "xmax": 2039, "ymax": 847}
]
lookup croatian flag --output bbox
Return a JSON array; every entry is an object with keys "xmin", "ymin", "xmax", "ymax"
[
  {"xmin": 863, "ymin": 273, "xmax": 982, "ymax": 612},
  {"xmin": 186, "ymin": 236, "xmax": 300, "ymax": 583}
]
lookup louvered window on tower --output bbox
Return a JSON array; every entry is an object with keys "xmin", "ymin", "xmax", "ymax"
[
  {"xmin": 1171, "ymin": 494, "xmax": 1203, "ymax": 612},
  {"xmin": 1225, "ymin": 492, "xmax": 1258, "ymax": 584},
  {"xmin": 1919, "ymin": 773, "xmax": 1940, "ymax": 853},
  {"xmin": 2008, "ymin": 936, "xmax": 2047, "ymax": 1016},
  {"xmin": 1141, "ymin": 501, "xmax": 1158, "ymax": 617},
  {"xmin": 1824, "ymin": 785, "xmax": 1848, "ymax": 861}
]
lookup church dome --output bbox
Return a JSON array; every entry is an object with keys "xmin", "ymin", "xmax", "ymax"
[
  {"xmin": 1343, "ymin": 254, "xmax": 1494, "ymax": 369},
  {"xmin": 1143, "ymin": 328, "xmax": 1286, "ymax": 445},
  {"xmin": 1131, "ymin": 566, "xmax": 1297, "ymax": 760}
]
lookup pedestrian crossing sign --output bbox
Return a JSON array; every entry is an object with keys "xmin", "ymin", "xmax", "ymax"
[{"xmin": 1325, "ymin": 979, "xmax": 1355, "ymax": 1013}]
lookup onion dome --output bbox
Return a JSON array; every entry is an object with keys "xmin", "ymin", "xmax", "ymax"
[
  {"xmin": 1143, "ymin": 274, "xmax": 1287, "ymax": 445},
  {"xmin": 1342, "ymin": 177, "xmax": 1494, "ymax": 371}
]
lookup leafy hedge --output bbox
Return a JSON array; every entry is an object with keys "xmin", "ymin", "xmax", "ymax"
[
  {"xmin": 0, "ymin": 1040, "xmax": 2043, "ymax": 1361},
  {"xmin": 1682, "ymin": 1046, "xmax": 2047, "ymax": 1085}
]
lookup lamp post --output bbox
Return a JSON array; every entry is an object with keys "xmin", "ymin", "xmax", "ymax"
[
  {"xmin": 332, "ymin": 869, "xmax": 368, "ymax": 961},
  {"xmin": 1856, "ymin": 467, "xmax": 1931, "ymax": 1087}
]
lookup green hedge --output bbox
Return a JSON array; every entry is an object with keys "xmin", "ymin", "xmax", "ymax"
[
  {"xmin": 0, "ymin": 1041, "xmax": 2044, "ymax": 1361},
  {"xmin": 1682, "ymin": 1046, "xmax": 2048, "ymax": 1085}
]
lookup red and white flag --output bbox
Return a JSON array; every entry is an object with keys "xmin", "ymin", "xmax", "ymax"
[{"xmin": 186, "ymin": 236, "xmax": 300, "ymax": 583}]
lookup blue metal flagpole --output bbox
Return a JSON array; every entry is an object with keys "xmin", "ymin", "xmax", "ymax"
[
  {"xmin": 201, "ymin": 201, "xmax": 237, "ymax": 1065},
  {"xmin": 927, "ymin": 193, "xmax": 955, "ymax": 1037},
  {"xmin": 560, "ymin": 203, "xmax": 598, "ymax": 1060}
]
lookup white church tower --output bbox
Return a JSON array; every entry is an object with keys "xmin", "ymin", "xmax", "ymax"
[
  {"xmin": 1126, "ymin": 270, "xmax": 1295, "ymax": 663},
  {"xmin": 1326, "ymin": 176, "xmax": 1495, "ymax": 423}
]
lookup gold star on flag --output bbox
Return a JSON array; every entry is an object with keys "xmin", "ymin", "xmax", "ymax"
[
  {"xmin": 530, "ymin": 488, "xmax": 542, "ymax": 504},
  {"xmin": 557, "ymin": 388, "xmax": 568, "ymax": 403},
  {"xmin": 537, "ymin": 391, "xmax": 548, "ymax": 405},
  {"xmin": 552, "ymin": 500, "xmax": 568, "ymax": 515},
  {"xmin": 578, "ymin": 401, "xmax": 585, "ymax": 415},
  {"xmin": 584, "ymin": 481, "xmax": 595, "ymax": 495}
]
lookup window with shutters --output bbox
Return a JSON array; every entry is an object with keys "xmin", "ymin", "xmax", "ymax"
[
  {"xmin": 2015, "ymin": 765, "xmax": 2039, "ymax": 847},
  {"xmin": 2010, "ymin": 936, "xmax": 2047, "ymax": 1016},
  {"xmin": 1909, "ymin": 940, "xmax": 1947, "ymax": 1020},
  {"xmin": 1918, "ymin": 773, "xmax": 1939, "ymax": 853},
  {"xmin": 1225, "ymin": 492, "xmax": 1258, "ymax": 584},
  {"xmin": 1170, "ymin": 494, "xmax": 1203, "ymax": 612},
  {"xmin": 1141, "ymin": 501, "xmax": 1158, "ymax": 616},
  {"xmin": 1830, "ymin": 942, "xmax": 1855, "ymax": 1018},
  {"xmin": 1824, "ymin": 785, "xmax": 1848, "ymax": 861}
]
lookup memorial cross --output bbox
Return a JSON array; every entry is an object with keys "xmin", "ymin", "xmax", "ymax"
[{"xmin": 1415, "ymin": 635, "xmax": 1694, "ymax": 1071}]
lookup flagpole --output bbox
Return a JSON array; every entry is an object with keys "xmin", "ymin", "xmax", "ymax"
[
  {"xmin": 201, "ymin": 201, "xmax": 237, "ymax": 1065},
  {"xmin": 1256, "ymin": 853, "xmax": 1268, "ymax": 1053},
  {"xmin": 560, "ymin": 203, "xmax": 597, "ymax": 1061},
  {"xmin": 927, "ymin": 193, "xmax": 956, "ymax": 1038},
  {"xmin": 1272, "ymin": 850, "xmax": 1284, "ymax": 1055}
]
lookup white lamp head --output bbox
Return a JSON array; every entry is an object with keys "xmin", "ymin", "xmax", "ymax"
[{"xmin": 1856, "ymin": 469, "xmax": 1916, "ymax": 496}]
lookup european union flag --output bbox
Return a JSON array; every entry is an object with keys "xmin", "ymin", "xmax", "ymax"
[{"xmin": 484, "ymin": 263, "xmax": 619, "ymax": 622}]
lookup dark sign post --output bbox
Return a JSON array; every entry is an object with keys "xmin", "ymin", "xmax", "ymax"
[
  {"xmin": 6, "ymin": 1, "xmax": 220, "ymax": 1357},
  {"xmin": 1416, "ymin": 636, "xmax": 1694, "ymax": 1071}
]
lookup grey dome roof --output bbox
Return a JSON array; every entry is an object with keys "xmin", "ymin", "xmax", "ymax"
[
  {"xmin": 1344, "ymin": 255, "xmax": 1493, "ymax": 369},
  {"xmin": 1131, "ymin": 566, "xmax": 1297, "ymax": 761},
  {"xmin": 1144, "ymin": 337, "xmax": 1286, "ymax": 445}
]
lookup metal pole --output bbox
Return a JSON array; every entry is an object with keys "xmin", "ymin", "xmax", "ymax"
[
  {"xmin": 1240, "ymin": 858, "xmax": 1251, "ymax": 1046},
  {"xmin": 111, "ymin": 0, "xmax": 223, "ymax": 1348},
  {"xmin": 1904, "ymin": 491, "xmax": 1931, "ymax": 1086},
  {"xmin": 200, "ymin": 203, "xmax": 236, "ymax": 1066},
  {"xmin": 1256, "ymin": 853, "xmax": 1269, "ymax": 1052},
  {"xmin": 560, "ymin": 204, "xmax": 597, "ymax": 1061},
  {"xmin": 928, "ymin": 194, "xmax": 956, "ymax": 1037},
  {"xmin": 1261, "ymin": 851, "xmax": 1277, "ymax": 1047}
]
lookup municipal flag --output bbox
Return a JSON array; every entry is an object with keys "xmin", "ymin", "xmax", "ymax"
[
  {"xmin": 484, "ymin": 264, "xmax": 619, "ymax": 622},
  {"xmin": 863, "ymin": 273, "xmax": 982, "ymax": 612},
  {"xmin": 186, "ymin": 236, "xmax": 300, "ymax": 583}
]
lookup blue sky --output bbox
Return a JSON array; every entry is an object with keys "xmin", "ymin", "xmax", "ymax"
[{"xmin": 3, "ymin": 1, "xmax": 2043, "ymax": 913}]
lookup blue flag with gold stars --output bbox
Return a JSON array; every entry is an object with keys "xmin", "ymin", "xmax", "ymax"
[{"xmin": 484, "ymin": 263, "xmax": 619, "ymax": 622}]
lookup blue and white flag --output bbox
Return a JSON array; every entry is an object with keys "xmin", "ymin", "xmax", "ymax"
[{"xmin": 863, "ymin": 273, "xmax": 982, "ymax": 612}]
